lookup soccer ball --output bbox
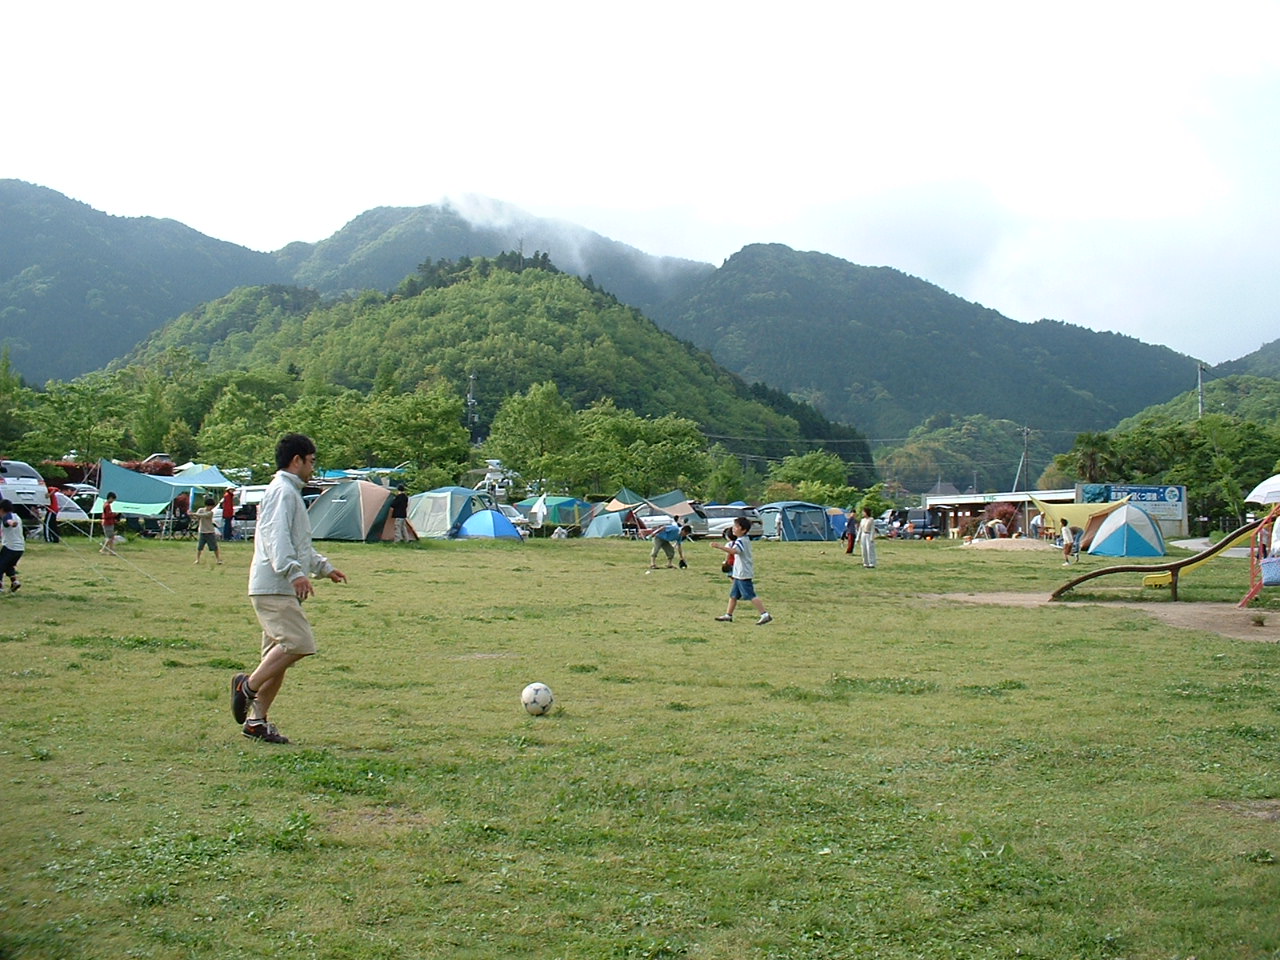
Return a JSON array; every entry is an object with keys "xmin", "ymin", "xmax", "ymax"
[{"xmin": 521, "ymin": 682, "xmax": 554, "ymax": 715}]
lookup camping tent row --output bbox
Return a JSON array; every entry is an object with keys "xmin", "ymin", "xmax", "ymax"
[
  {"xmin": 581, "ymin": 491, "xmax": 843, "ymax": 542},
  {"xmin": 581, "ymin": 487, "xmax": 705, "ymax": 538},
  {"xmin": 309, "ymin": 482, "xmax": 523, "ymax": 541},
  {"xmin": 87, "ymin": 463, "xmax": 524, "ymax": 542}
]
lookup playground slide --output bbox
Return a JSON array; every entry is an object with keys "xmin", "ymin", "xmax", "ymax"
[{"xmin": 1051, "ymin": 517, "xmax": 1263, "ymax": 603}]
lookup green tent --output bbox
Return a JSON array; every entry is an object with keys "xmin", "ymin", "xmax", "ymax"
[{"xmin": 308, "ymin": 480, "xmax": 399, "ymax": 541}]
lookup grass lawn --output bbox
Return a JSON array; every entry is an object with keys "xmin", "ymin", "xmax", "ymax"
[{"xmin": 2, "ymin": 532, "xmax": 1278, "ymax": 959}]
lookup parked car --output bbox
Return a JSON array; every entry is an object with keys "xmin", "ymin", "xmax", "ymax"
[
  {"xmin": 498, "ymin": 503, "xmax": 531, "ymax": 533},
  {"xmin": 61, "ymin": 482, "xmax": 99, "ymax": 500},
  {"xmin": 700, "ymin": 504, "xmax": 764, "ymax": 539},
  {"xmin": 0, "ymin": 459, "xmax": 51, "ymax": 512},
  {"xmin": 633, "ymin": 503, "xmax": 710, "ymax": 539},
  {"xmin": 878, "ymin": 508, "xmax": 944, "ymax": 539}
]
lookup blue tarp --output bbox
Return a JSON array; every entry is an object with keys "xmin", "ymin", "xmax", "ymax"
[
  {"xmin": 91, "ymin": 460, "xmax": 240, "ymax": 516},
  {"xmin": 91, "ymin": 460, "xmax": 177, "ymax": 516}
]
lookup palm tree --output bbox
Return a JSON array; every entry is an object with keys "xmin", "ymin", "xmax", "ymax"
[{"xmin": 1071, "ymin": 432, "xmax": 1119, "ymax": 483}]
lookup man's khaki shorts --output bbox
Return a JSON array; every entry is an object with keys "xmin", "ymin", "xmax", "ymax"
[{"xmin": 251, "ymin": 594, "xmax": 317, "ymax": 657}]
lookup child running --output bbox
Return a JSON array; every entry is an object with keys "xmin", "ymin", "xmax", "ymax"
[{"xmin": 711, "ymin": 516, "xmax": 772, "ymax": 625}]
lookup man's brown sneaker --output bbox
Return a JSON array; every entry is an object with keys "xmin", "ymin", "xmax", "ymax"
[
  {"xmin": 231, "ymin": 673, "xmax": 253, "ymax": 724},
  {"xmin": 242, "ymin": 721, "xmax": 290, "ymax": 744}
]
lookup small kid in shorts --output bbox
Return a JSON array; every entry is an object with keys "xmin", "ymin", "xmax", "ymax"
[{"xmin": 711, "ymin": 516, "xmax": 772, "ymax": 625}]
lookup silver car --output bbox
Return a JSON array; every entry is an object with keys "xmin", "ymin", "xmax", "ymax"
[
  {"xmin": 0, "ymin": 459, "xmax": 50, "ymax": 508},
  {"xmin": 700, "ymin": 505, "xmax": 763, "ymax": 539},
  {"xmin": 633, "ymin": 504, "xmax": 710, "ymax": 539}
]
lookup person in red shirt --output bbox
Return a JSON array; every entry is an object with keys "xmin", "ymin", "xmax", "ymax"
[
  {"xmin": 44, "ymin": 487, "xmax": 61, "ymax": 543},
  {"xmin": 221, "ymin": 488, "xmax": 235, "ymax": 541},
  {"xmin": 100, "ymin": 492, "xmax": 120, "ymax": 555}
]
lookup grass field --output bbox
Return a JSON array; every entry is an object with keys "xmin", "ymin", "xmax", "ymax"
[{"xmin": 2, "ymin": 532, "xmax": 1279, "ymax": 959}]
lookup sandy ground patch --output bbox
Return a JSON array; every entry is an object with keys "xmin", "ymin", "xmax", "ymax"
[
  {"xmin": 965, "ymin": 538, "xmax": 1056, "ymax": 551},
  {"xmin": 927, "ymin": 591, "xmax": 1279, "ymax": 643}
]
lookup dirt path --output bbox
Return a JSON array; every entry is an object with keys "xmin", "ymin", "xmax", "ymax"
[{"xmin": 928, "ymin": 591, "xmax": 1279, "ymax": 643}]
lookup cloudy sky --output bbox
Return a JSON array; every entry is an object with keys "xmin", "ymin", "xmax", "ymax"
[{"xmin": 7, "ymin": 1, "xmax": 1278, "ymax": 364}]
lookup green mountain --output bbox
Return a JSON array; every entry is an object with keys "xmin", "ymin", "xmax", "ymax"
[
  {"xmin": 126, "ymin": 261, "xmax": 876, "ymax": 481},
  {"xmin": 0, "ymin": 180, "xmax": 287, "ymax": 383},
  {"xmin": 2, "ymin": 180, "xmax": 1234, "ymax": 451},
  {"xmin": 1212, "ymin": 339, "xmax": 1280, "ymax": 380},
  {"xmin": 651, "ymin": 243, "xmax": 1203, "ymax": 439},
  {"xmin": 0, "ymin": 181, "xmax": 711, "ymax": 386},
  {"xmin": 1113, "ymin": 374, "xmax": 1280, "ymax": 431},
  {"xmin": 874, "ymin": 414, "xmax": 1063, "ymax": 494}
]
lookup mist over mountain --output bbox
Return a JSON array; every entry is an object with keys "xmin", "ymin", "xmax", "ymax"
[{"xmin": 278, "ymin": 198, "xmax": 713, "ymax": 317}]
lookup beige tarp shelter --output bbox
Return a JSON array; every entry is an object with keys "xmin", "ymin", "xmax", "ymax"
[{"xmin": 1032, "ymin": 495, "xmax": 1130, "ymax": 550}]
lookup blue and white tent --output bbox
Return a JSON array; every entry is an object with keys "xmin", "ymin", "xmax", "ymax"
[
  {"xmin": 1087, "ymin": 503, "xmax": 1166, "ymax": 557},
  {"xmin": 457, "ymin": 509, "xmax": 524, "ymax": 540},
  {"xmin": 406, "ymin": 486, "xmax": 494, "ymax": 539}
]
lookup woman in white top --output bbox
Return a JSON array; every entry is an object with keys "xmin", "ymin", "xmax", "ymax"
[{"xmin": 857, "ymin": 508, "xmax": 877, "ymax": 568}]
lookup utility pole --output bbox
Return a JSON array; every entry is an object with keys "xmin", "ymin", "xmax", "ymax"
[
  {"xmin": 1018, "ymin": 425, "xmax": 1032, "ymax": 535},
  {"xmin": 466, "ymin": 373, "xmax": 479, "ymax": 444},
  {"xmin": 1197, "ymin": 363, "xmax": 1205, "ymax": 419},
  {"xmin": 1021, "ymin": 425, "xmax": 1031, "ymax": 490}
]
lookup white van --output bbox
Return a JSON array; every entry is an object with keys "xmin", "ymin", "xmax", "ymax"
[{"xmin": 0, "ymin": 460, "xmax": 51, "ymax": 509}]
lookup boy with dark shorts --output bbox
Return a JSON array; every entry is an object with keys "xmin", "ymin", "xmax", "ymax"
[
  {"xmin": 711, "ymin": 516, "xmax": 772, "ymax": 625},
  {"xmin": 0, "ymin": 499, "xmax": 24, "ymax": 593},
  {"xmin": 192, "ymin": 496, "xmax": 222, "ymax": 564}
]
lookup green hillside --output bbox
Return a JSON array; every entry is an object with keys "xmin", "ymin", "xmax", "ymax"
[
  {"xmin": 1113, "ymin": 374, "xmax": 1280, "ymax": 431},
  {"xmin": 5, "ymin": 179, "xmax": 1236, "ymax": 456},
  {"xmin": 1213, "ymin": 338, "xmax": 1280, "ymax": 380},
  {"xmin": 653, "ymin": 243, "xmax": 1202, "ymax": 438},
  {"xmin": 127, "ymin": 258, "xmax": 875, "ymax": 479},
  {"xmin": 874, "ymin": 414, "xmax": 1064, "ymax": 494},
  {"xmin": 0, "ymin": 180, "xmax": 286, "ymax": 384}
]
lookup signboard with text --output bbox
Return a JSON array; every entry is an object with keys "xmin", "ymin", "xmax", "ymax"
[{"xmin": 1092, "ymin": 484, "xmax": 1187, "ymax": 521}]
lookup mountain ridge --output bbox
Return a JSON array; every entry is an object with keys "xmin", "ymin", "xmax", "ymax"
[{"xmin": 3, "ymin": 179, "xmax": 1273, "ymax": 443}]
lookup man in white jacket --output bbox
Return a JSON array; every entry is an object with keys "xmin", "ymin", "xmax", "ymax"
[{"xmin": 231, "ymin": 434, "xmax": 347, "ymax": 743}]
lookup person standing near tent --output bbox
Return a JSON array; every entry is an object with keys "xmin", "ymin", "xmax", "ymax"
[
  {"xmin": 857, "ymin": 507, "xmax": 877, "ymax": 568},
  {"xmin": 648, "ymin": 522, "xmax": 691, "ymax": 569},
  {"xmin": 99, "ymin": 492, "xmax": 120, "ymax": 555},
  {"xmin": 192, "ymin": 496, "xmax": 223, "ymax": 565},
  {"xmin": 712, "ymin": 516, "xmax": 772, "ymax": 624},
  {"xmin": 1060, "ymin": 518, "xmax": 1080, "ymax": 566},
  {"xmin": 1030, "ymin": 511, "xmax": 1044, "ymax": 540},
  {"xmin": 231, "ymin": 433, "xmax": 347, "ymax": 744},
  {"xmin": 0, "ymin": 499, "xmax": 24, "ymax": 593},
  {"xmin": 221, "ymin": 488, "xmax": 235, "ymax": 541},
  {"xmin": 43, "ymin": 487, "xmax": 61, "ymax": 543},
  {"xmin": 390, "ymin": 484, "xmax": 410, "ymax": 542}
]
